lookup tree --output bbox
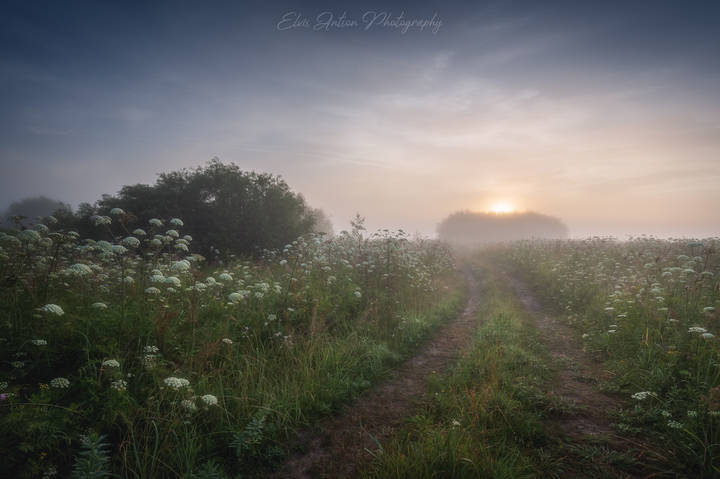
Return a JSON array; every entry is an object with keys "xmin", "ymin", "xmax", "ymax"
[
  {"xmin": 1, "ymin": 196, "xmax": 71, "ymax": 229},
  {"xmin": 65, "ymin": 159, "xmax": 318, "ymax": 258},
  {"xmin": 310, "ymin": 208, "xmax": 334, "ymax": 236},
  {"xmin": 437, "ymin": 210, "xmax": 568, "ymax": 245}
]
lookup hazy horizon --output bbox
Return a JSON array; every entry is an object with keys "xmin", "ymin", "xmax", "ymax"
[{"xmin": 2, "ymin": 0, "xmax": 719, "ymax": 239}]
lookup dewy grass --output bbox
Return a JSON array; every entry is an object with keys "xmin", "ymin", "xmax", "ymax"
[
  {"xmin": 363, "ymin": 261, "xmax": 556, "ymax": 479},
  {"xmin": 490, "ymin": 237, "xmax": 720, "ymax": 477},
  {"xmin": 0, "ymin": 216, "xmax": 463, "ymax": 478}
]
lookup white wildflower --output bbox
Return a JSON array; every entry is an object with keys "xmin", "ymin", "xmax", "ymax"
[
  {"xmin": 181, "ymin": 398, "xmax": 197, "ymax": 411},
  {"xmin": 50, "ymin": 377, "xmax": 70, "ymax": 389},
  {"xmin": 163, "ymin": 377, "xmax": 190, "ymax": 390},
  {"xmin": 121, "ymin": 236, "xmax": 140, "ymax": 248},
  {"xmin": 31, "ymin": 339, "xmax": 48, "ymax": 346},
  {"xmin": 111, "ymin": 379, "xmax": 127, "ymax": 391},
  {"xmin": 39, "ymin": 304, "xmax": 64, "ymax": 316},
  {"xmin": 171, "ymin": 260, "xmax": 191, "ymax": 273},
  {"xmin": 102, "ymin": 359, "xmax": 120, "ymax": 368},
  {"xmin": 631, "ymin": 391, "xmax": 656, "ymax": 400}
]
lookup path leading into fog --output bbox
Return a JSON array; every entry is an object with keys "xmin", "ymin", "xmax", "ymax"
[{"xmin": 273, "ymin": 268, "xmax": 480, "ymax": 479}]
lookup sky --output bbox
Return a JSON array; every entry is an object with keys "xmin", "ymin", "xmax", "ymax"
[{"xmin": 1, "ymin": 0, "xmax": 719, "ymax": 238}]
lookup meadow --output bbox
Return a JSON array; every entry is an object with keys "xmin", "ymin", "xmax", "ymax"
[
  {"xmin": 3, "ymin": 211, "xmax": 720, "ymax": 478},
  {"xmin": 0, "ymin": 212, "xmax": 462, "ymax": 478}
]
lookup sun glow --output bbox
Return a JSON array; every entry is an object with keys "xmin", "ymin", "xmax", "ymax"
[{"xmin": 489, "ymin": 202, "xmax": 515, "ymax": 214}]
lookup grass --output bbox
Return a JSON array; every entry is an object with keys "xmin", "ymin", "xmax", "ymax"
[
  {"xmin": 0, "ymin": 217, "xmax": 464, "ymax": 478},
  {"xmin": 362, "ymin": 260, "xmax": 560, "ymax": 478},
  {"xmin": 491, "ymin": 237, "xmax": 720, "ymax": 477}
]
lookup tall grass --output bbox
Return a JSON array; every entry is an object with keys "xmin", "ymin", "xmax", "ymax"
[
  {"xmin": 494, "ymin": 237, "xmax": 720, "ymax": 476},
  {"xmin": 363, "ymin": 261, "xmax": 557, "ymax": 478},
  {"xmin": 0, "ymin": 214, "xmax": 462, "ymax": 478}
]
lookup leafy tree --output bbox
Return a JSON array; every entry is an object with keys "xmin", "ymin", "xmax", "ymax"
[
  {"xmin": 60, "ymin": 159, "xmax": 317, "ymax": 258},
  {"xmin": 437, "ymin": 210, "xmax": 568, "ymax": 245},
  {"xmin": 1, "ymin": 196, "xmax": 71, "ymax": 228}
]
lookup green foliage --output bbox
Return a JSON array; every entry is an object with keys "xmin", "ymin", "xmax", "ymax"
[
  {"xmin": 493, "ymin": 237, "xmax": 720, "ymax": 476},
  {"xmin": 71, "ymin": 432, "xmax": 112, "ymax": 479},
  {"xmin": 364, "ymin": 265, "xmax": 554, "ymax": 478},
  {"xmin": 0, "ymin": 213, "xmax": 460, "ymax": 477},
  {"xmin": 57, "ymin": 159, "xmax": 319, "ymax": 257}
]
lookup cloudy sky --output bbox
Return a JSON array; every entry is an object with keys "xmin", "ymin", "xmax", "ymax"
[{"xmin": 1, "ymin": 0, "xmax": 719, "ymax": 237}]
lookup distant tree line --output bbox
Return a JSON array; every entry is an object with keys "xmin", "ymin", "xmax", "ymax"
[
  {"xmin": 437, "ymin": 210, "xmax": 568, "ymax": 245},
  {"xmin": 3, "ymin": 159, "xmax": 333, "ymax": 258}
]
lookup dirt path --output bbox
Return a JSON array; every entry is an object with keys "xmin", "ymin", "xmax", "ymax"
[
  {"xmin": 503, "ymin": 271, "xmax": 664, "ymax": 478},
  {"xmin": 273, "ymin": 268, "xmax": 480, "ymax": 479}
]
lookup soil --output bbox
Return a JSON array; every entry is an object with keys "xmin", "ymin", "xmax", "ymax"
[{"xmin": 272, "ymin": 268, "xmax": 480, "ymax": 479}]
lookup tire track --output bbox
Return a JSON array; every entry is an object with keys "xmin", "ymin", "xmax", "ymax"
[{"xmin": 273, "ymin": 268, "xmax": 480, "ymax": 478}]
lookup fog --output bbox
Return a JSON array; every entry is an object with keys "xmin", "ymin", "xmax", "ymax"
[
  {"xmin": 438, "ymin": 211, "xmax": 568, "ymax": 245},
  {"xmin": 1, "ymin": 1, "xmax": 719, "ymax": 238}
]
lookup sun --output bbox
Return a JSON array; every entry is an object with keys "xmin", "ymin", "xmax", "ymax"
[{"xmin": 489, "ymin": 201, "xmax": 515, "ymax": 214}]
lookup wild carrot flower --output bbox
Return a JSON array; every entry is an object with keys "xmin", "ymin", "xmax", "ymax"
[
  {"xmin": 170, "ymin": 218, "xmax": 184, "ymax": 227},
  {"xmin": 31, "ymin": 339, "xmax": 48, "ymax": 346},
  {"xmin": 111, "ymin": 379, "xmax": 127, "ymax": 391},
  {"xmin": 121, "ymin": 236, "xmax": 140, "ymax": 248},
  {"xmin": 200, "ymin": 394, "xmax": 218, "ymax": 406},
  {"xmin": 163, "ymin": 377, "xmax": 190, "ymax": 390},
  {"xmin": 222, "ymin": 338, "xmax": 233, "ymax": 345},
  {"xmin": 91, "ymin": 302, "xmax": 107, "ymax": 310},
  {"xmin": 50, "ymin": 377, "xmax": 70, "ymax": 389},
  {"xmin": 102, "ymin": 359, "xmax": 120, "ymax": 368},
  {"xmin": 631, "ymin": 391, "xmax": 656, "ymax": 400},
  {"xmin": 109, "ymin": 208, "xmax": 125, "ymax": 215},
  {"xmin": 171, "ymin": 260, "xmax": 191, "ymax": 272},
  {"xmin": 181, "ymin": 398, "xmax": 197, "ymax": 411},
  {"xmin": 39, "ymin": 304, "xmax": 64, "ymax": 316},
  {"xmin": 149, "ymin": 218, "xmax": 163, "ymax": 227}
]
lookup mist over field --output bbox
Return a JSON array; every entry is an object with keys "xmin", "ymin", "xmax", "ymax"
[
  {"xmin": 1, "ymin": 0, "xmax": 719, "ymax": 238},
  {"xmin": 2, "ymin": 2, "xmax": 720, "ymax": 478}
]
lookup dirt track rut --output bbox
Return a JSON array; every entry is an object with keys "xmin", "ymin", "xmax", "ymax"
[{"xmin": 274, "ymin": 268, "xmax": 480, "ymax": 478}]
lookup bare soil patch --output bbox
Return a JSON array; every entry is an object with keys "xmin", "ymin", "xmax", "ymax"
[{"xmin": 273, "ymin": 269, "xmax": 480, "ymax": 479}]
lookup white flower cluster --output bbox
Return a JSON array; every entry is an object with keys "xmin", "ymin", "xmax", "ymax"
[
  {"xmin": 50, "ymin": 377, "xmax": 70, "ymax": 389},
  {"xmin": 111, "ymin": 379, "xmax": 128, "ymax": 391},
  {"xmin": 39, "ymin": 304, "xmax": 64, "ymax": 316},
  {"xmin": 102, "ymin": 359, "xmax": 120, "ymax": 368},
  {"xmin": 163, "ymin": 377, "xmax": 190, "ymax": 390},
  {"xmin": 631, "ymin": 391, "xmax": 656, "ymax": 400},
  {"xmin": 31, "ymin": 339, "xmax": 48, "ymax": 346}
]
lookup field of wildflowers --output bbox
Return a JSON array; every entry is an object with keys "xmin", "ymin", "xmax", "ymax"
[
  {"xmin": 496, "ymin": 237, "xmax": 720, "ymax": 475},
  {"xmin": 0, "ymin": 212, "xmax": 462, "ymax": 478}
]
